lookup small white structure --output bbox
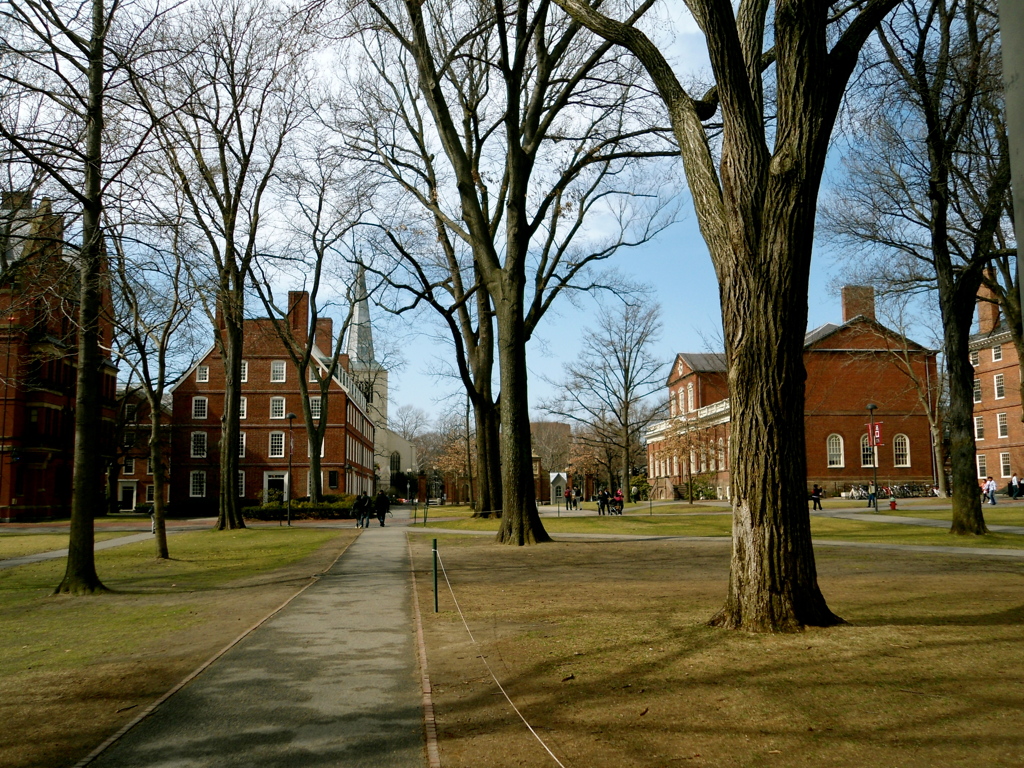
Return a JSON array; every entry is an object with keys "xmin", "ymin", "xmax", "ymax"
[{"xmin": 549, "ymin": 472, "xmax": 568, "ymax": 505}]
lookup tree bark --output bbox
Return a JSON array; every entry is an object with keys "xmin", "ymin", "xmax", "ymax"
[
  {"xmin": 941, "ymin": 277, "xmax": 988, "ymax": 533},
  {"xmin": 55, "ymin": 0, "xmax": 108, "ymax": 594},
  {"xmin": 216, "ymin": 296, "xmax": 245, "ymax": 530},
  {"xmin": 494, "ymin": 295, "xmax": 550, "ymax": 544},
  {"xmin": 149, "ymin": 418, "xmax": 170, "ymax": 559}
]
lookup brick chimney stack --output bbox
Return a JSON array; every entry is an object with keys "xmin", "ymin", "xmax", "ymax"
[
  {"xmin": 287, "ymin": 291, "xmax": 309, "ymax": 344},
  {"xmin": 314, "ymin": 317, "xmax": 333, "ymax": 351},
  {"xmin": 841, "ymin": 285, "xmax": 876, "ymax": 322},
  {"xmin": 977, "ymin": 272, "xmax": 1000, "ymax": 335}
]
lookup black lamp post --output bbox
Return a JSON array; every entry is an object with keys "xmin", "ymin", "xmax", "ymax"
[
  {"xmin": 286, "ymin": 412, "xmax": 297, "ymax": 526},
  {"xmin": 866, "ymin": 403, "xmax": 878, "ymax": 512}
]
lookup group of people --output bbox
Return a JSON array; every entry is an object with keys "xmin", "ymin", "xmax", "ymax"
[
  {"xmin": 562, "ymin": 487, "xmax": 581, "ymax": 510},
  {"xmin": 353, "ymin": 489, "xmax": 390, "ymax": 528},
  {"xmin": 597, "ymin": 488, "xmax": 624, "ymax": 515},
  {"xmin": 982, "ymin": 474, "xmax": 1023, "ymax": 505}
]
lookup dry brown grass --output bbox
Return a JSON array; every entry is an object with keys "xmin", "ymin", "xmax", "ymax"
[{"xmin": 411, "ymin": 535, "xmax": 1024, "ymax": 768}]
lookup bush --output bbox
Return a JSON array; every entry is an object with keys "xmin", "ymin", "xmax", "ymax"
[{"xmin": 242, "ymin": 493, "xmax": 356, "ymax": 521}]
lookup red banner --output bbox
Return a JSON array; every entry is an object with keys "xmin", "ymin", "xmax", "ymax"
[{"xmin": 866, "ymin": 422, "xmax": 884, "ymax": 446}]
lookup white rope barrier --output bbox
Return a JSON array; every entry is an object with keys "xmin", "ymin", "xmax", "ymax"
[{"xmin": 434, "ymin": 548, "xmax": 569, "ymax": 768}]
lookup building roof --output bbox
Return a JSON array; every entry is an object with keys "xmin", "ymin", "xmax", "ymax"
[
  {"xmin": 678, "ymin": 352, "xmax": 727, "ymax": 373},
  {"xmin": 969, "ymin": 320, "xmax": 1012, "ymax": 349},
  {"xmin": 803, "ymin": 322, "xmax": 842, "ymax": 346},
  {"xmin": 344, "ymin": 267, "xmax": 375, "ymax": 365}
]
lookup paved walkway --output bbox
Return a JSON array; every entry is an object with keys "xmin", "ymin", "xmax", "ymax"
[
  {"xmin": 0, "ymin": 532, "xmax": 158, "ymax": 571},
  {"xmin": 87, "ymin": 509, "xmax": 425, "ymax": 768}
]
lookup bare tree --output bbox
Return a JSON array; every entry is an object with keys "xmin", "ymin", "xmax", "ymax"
[
  {"xmin": 824, "ymin": 0, "xmax": 1010, "ymax": 534},
  {"xmin": 542, "ymin": 301, "xmax": 664, "ymax": 496},
  {"xmin": 391, "ymin": 403, "xmax": 430, "ymax": 442},
  {"xmin": 105, "ymin": 188, "xmax": 202, "ymax": 558},
  {"xmin": 343, "ymin": 0, "xmax": 679, "ymax": 542},
  {"xmin": 134, "ymin": 0, "xmax": 317, "ymax": 529},
  {"xmin": 554, "ymin": 0, "xmax": 902, "ymax": 630},
  {"xmin": 0, "ymin": 0, "xmax": 158, "ymax": 592}
]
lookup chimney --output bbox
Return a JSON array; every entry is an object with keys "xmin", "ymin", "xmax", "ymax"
[
  {"xmin": 314, "ymin": 317, "xmax": 333, "ymax": 351},
  {"xmin": 841, "ymin": 285, "xmax": 876, "ymax": 323},
  {"xmin": 338, "ymin": 353, "xmax": 351, "ymax": 373},
  {"xmin": 977, "ymin": 271, "xmax": 1000, "ymax": 335},
  {"xmin": 287, "ymin": 291, "xmax": 309, "ymax": 344}
]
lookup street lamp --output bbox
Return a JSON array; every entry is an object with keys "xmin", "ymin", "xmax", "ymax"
[
  {"xmin": 286, "ymin": 412, "xmax": 297, "ymax": 526},
  {"xmin": 866, "ymin": 403, "xmax": 878, "ymax": 512}
]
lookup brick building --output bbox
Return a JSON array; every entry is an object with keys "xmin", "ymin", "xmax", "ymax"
[
  {"xmin": 647, "ymin": 287, "xmax": 940, "ymax": 499},
  {"xmin": 0, "ymin": 194, "xmax": 117, "ymax": 522},
  {"xmin": 169, "ymin": 291, "xmax": 376, "ymax": 514},
  {"xmin": 968, "ymin": 290, "xmax": 1024, "ymax": 483},
  {"xmin": 112, "ymin": 391, "xmax": 171, "ymax": 512}
]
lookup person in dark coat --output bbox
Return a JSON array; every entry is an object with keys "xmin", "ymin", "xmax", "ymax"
[
  {"xmin": 810, "ymin": 484, "xmax": 823, "ymax": 510},
  {"xmin": 354, "ymin": 491, "xmax": 372, "ymax": 528},
  {"xmin": 374, "ymin": 489, "xmax": 390, "ymax": 526}
]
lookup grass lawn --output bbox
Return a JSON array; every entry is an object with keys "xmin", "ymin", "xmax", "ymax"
[
  {"xmin": 0, "ymin": 532, "xmax": 135, "ymax": 561},
  {"xmin": 423, "ymin": 512, "xmax": 1024, "ymax": 550},
  {"xmin": 0, "ymin": 527, "xmax": 358, "ymax": 768},
  {"xmin": 893, "ymin": 506, "xmax": 1024, "ymax": 527},
  {"xmin": 411, "ymin": 534, "xmax": 1024, "ymax": 768}
]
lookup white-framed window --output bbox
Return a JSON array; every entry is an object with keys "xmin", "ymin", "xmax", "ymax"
[
  {"xmin": 146, "ymin": 484, "xmax": 155, "ymax": 503},
  {"xmin": 310, "ymin": 396, "xmax": 321, "ymax": 420},
  {"xmin": 975, "ymin": 415, "xmax": 985, "ymax": 440},
  {"xmin": 125, "ymin": 403, "xmax": 138, "ymax": 422},
  {"xmin": 970, "ymin": 350, "xmax": 980, "ymax": 367},
  {"xmin": 238, "ymin": 470, "xmax": 246, "ymax": 497},
  {"xmin": 269, "ymin": 431, "xmax": 285, "ymax": 458},
  {"xmin": 239, "ymin": 397, "xmax": 247, "ymax": 420},
  {"xmin": 309, "ymin": 365, "xmax": 318, "ymax": 382},
  {"xmin": 827, "ymin": 434, "xmax": 844, "ymax": 467},
  {"xmin": 192, "ymin": 396, "xmax": 208, "ymax": 419},
  {"xmin": 687, "ymin": 382, "xmax": 694, "ymax": 411},
  {"xmin": 123, "ymin": 430, "xmax": 136, "ymax": 448},
  {"xmin": 977, "ymin": 454, "xmax": 987, "ymax": 478},
  {"xmin": 240, "ymin": 360, "xmax": 248, "ymax": 382},
  {"xmin": 861, "ymin": 434, "xmax": 876, "ymax": 468},
  {"xmin": 995, "ymin": 373, "xmax": 1005, "ymax": 399},
  {"xmin": 993, "ymin": 345, "xmax": 1003, "ymax": 362},
  {"xmin": 124, "ymin": 458, "xmax": 135, "ymax": 475},
  {"xmin": 973, "ymin": 379, "xmax": 982, "ymax": 403},
  {"xmin": 190, "ymin": 470, "xmax": 206, "ymax": 497},
  {"xmin": 271, "ymin": 360, "xmax": 286, "ymax": 382},
  {"xmin": 308, "ymin": 437, "xmax": 325, "ymax": 458},
  {"xmin": 270, "ymin": 397, "xmax": 286, "ymax": 419},
  {"xmin": 998, "ymin": 412, "xmax": 1009, "ymax": 438},
  {"xmin": 893, "ymin": 434, "xmax": 910, "ymax": 467},
  {"xmin": 191, "ymin": 431, "xmax": 207, "ymax": 458},
  {"xmin": 718, "ymin": 438, "xmax": 725, "ymax": 468},
  {"xmin": 238, "ymin": 432, "xmax": 247, "ymax": 458},
  {"xmin": 196, "ymin": 365, "xmax": 209, "ymax": 383},
  {"xmin": 1001, "ymin": 452, "xmax": 1012, "ymax": 478}
]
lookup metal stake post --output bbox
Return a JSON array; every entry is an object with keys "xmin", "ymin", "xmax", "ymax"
[{"xmin": 432, "ymin": 538, "xmax": 438, "ymax": 613}]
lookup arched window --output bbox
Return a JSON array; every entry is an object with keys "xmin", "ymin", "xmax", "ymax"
[
  {"xmin": 860, "ymin": 434, "xmax": 876, "ymax": 468},
  {"xmin": 718, "ymin": 438, "xmax": 725, "ymax": 468},
  {"xmin": 687, "ymin": 383, "xmax": 695, "ymax": 411},
  {"xmin": 893, "ymin": 434, "xmax": 910, "ymax": 467},
  {"xmin": 827, "ymin": 434, "xmax": 845, "ymax": 468},
  {"xmin": 390, "ymin": 451, "xmax": 402, "ymax": 474}
]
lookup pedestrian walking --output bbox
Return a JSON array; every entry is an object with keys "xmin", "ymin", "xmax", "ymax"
[
  {"xmin": 564, "ymin": 487, "xmax": 571, "ymax": 509},
  {"xmin": 598, "ymin": 489, "xmax": 608, "ymax": 515},
  {"xmin": 1011, "ymin": 473, "xmax": 1019, "ymax": 500},
  {"xmin": 810, "ymin": 484, "xmax": 823, "ymax": 510},
  {"xmin": 985, "ymin": 476, "xmax": 998, "ymax": 505},
  {"xmin": 374, "ymin": 489, "xmax": 390, "ymax": 526},
  {"xmin": 867, "ymin": 481, "xmax": 876, "ymax": 509},
  {"xmin": 354, "ymin": 491, "xmax": 372, "ymax": 528}
]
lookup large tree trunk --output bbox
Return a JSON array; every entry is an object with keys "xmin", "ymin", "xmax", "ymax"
[
  {"xmin": 55, "ymin": 0, "xmax": 107, "ymax": 594},
  {"xmin": 941, "ymin": 278, "xmax": 988, "ymax": 534},
  {"xmin": 472, "ymin": 398, "xmax": 502, "ymax": 516},
  {"xmin": 494, "ymin": 297, "xmax": 550, "ymax": 545},
  {"xmin": 216, "ymin": 302, "xmax": 245, "ymax": 530},
  {"xmin": 150, "ymin": 421, "xmax": 169, "ymax": 559},
  {"xmin": 710, "ymin": 252, "xmax": 841, "ymax": 631}
]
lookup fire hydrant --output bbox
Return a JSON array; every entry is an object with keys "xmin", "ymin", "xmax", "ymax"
[{"xmin": 889, "ymin": 498, "xmax": 897, "ymax": 511}]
